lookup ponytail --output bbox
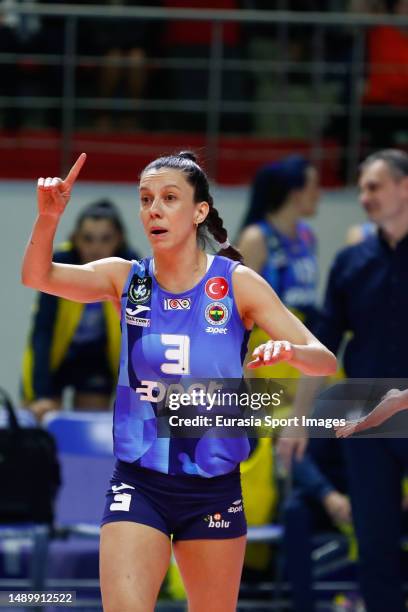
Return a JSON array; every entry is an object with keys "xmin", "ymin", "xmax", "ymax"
[{"xmin": 202, "ymin": 199, "xmax": 243, "ymax": 262}]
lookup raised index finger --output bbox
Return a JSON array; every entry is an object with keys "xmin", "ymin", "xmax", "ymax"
[{"xmin": 63, "ymin": 153, "xmax": 87, "ymax": 188}]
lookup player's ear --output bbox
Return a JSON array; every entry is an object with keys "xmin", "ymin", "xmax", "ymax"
[{"xmin": 195, "ymin": 201, "xmax": 209, "ymax": 225}]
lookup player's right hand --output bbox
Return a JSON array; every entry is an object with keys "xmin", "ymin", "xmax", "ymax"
[{"xmin": 37, "ymin": 153, "xmax": 87, "ymax": 218}]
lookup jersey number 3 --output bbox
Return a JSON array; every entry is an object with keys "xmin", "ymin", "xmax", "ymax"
[{"xmin": 160, "ymin": 334, "xmax": 190, "ymax": 375}]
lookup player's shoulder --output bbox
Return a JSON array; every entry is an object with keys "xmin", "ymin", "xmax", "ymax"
[{"xmin": 239, "ymin": 223, "xmax": 265, "ymax": 246}]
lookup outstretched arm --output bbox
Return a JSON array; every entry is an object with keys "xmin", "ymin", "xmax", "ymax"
[
  {"xmin": 335, "ymin": 388, "xmax": 408, "ymax": 438},
  {"xmin": 233, "ymin": 266, "xmax": 337, "ymax": 376},
  {"xmin": 21, "ymin": 154, "xmax": 129, "ymax": 305}
]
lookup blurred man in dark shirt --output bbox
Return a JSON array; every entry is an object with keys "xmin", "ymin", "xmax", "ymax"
[
  {"xmin": 279, "ymin": 149, "xmax": 408, "ymax": 612},
  {"xmin": 284, "ymin": 436, "xmax": 351, "ymax": 612}
]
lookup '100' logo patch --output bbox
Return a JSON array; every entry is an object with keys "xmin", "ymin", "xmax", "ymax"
[
  {"xmin": 205, "ymin": 301, "xmax": 229, "ymax": 326},
  {"xmin": 164, "ymin": 298, "xmax": 191, "ymax": 310}
]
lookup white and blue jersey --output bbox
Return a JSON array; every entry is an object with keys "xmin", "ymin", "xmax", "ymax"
[{"xmin": 113, "ymin": 254, "xmax": 251, "ymax": 478}]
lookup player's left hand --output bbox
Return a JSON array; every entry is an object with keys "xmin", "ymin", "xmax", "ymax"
[{"xmin": 247, "ymin": 339, "xmax": 294, "ymax": 368}]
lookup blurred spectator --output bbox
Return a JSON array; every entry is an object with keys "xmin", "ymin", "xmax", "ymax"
[
  {"xmin": 29, "ymin": 0, "xmax": 80, "ymax": 129},
  {"xmin": 18, "ymin": 1, "xmax": 160, "ymax": 130},
  {"xmin": 81, "ymin": 0, "xmax": 162, "ymax": 131},
  {"xmin": 21, "ymin": 199, "xmax": 140, "ymax": 421},
  {"xmin": 323, "ymin": 0, "xmax": 386, "ymax": 179},
  {"xmin": 283, "ymin": 437, "xmax": 351, "ymax": 612},
  {"xmin": 158, "ymin": 0, "xmax": 247, "ymax": 132},
  {"xmin": 0, "ymin": 0, "xmax": 40, "ymax": 129},
  {"xmin": 246, "ymin": 1, "xmax": 337, "ymax": 139},
  {"xmin": 361, "ymin": 0, "xmax": 408, "ymax": 150}
]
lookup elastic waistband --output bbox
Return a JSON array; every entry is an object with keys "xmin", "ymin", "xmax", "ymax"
[{"xmin": 115, "ymin": 460, "xmax": 240, "ymax": 491}]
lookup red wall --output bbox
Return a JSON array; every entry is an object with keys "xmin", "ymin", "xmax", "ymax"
[{"xmin": 0, "ymin": 130, "xmax": 341, "ymax": 186}]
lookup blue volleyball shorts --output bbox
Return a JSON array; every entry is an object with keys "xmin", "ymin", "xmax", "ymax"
[{"xmin": 101, "ymin": 460, "xmax": 247, "ymax": 540}]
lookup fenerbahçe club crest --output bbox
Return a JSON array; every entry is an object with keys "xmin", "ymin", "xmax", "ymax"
[{"xmin": 205, "ymin": 301, "xmax": 229, "ymax": 326}]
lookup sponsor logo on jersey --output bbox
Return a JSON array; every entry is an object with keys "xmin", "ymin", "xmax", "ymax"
[
  {"xmin": 205, "ymin": 276, "xmax": 229, "ymax": 300},
  {"xmin": 125, "ymin": 315, "xmax": 150, "ymax": 327},
  {"xmin": 228, "ymin": 499, "xmax": 243, "ymax": 513},
  {"xmin": 205, "ymin": 301, "xmax": 229, "ymax": 326},
  {"xmin": 126, "ymin": 305, "xmax": 150, "ymax": 316},
  {"xmin": 204, "ymin": 512, "xmax": 231, "ymax": 528},
  {"xmin": 164, "ymin": 298, "xmax": 191, "ymax": 310},
  {"xmin": 205, "ymin": 327, "xmax": 228, "ymax": 334},
  {"xmin": 128, "ymin": 275, "xmax": 152, "ymax": 305},
  {"xmin": 227, "ymin": 499, "xmax": 243, "ymax": 513},
  {"xmin": 125, "ymin": 304, "xmax": 151, "ymax": 327}
]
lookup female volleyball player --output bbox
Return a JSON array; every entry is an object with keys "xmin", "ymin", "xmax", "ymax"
[
  {"xmin": 22, "ymin": 151, "xmax": 336, "ymax": 612},
  {"xmin": 238, "ymin": 155, "xmax": 320, "ymax": 327}
]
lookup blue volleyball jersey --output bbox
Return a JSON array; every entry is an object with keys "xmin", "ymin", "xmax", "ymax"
[
  {"xmin": 113, "ymin": 254, "xmax": 251, "ymax": 478},
  {"xmin": 258, "ymin": 220, "xmax": 318, "ymax": 318}
]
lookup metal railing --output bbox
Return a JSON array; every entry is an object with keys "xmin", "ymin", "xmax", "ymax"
[{"xmin": 1, "ymin": 3, "xmax": 408, "ymax": 182}]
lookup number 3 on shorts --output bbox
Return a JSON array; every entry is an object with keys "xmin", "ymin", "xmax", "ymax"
[{"xmin": 160, "ymin": 334, "xmax": 190, "ymax": 375}]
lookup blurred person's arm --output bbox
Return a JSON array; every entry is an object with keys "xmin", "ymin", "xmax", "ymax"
[
  {"xmin": 30, "ymin": 399, "xmax": 61, "ymax": 422},
  {"xmin": 293, "ymin": 450, "xmax": 351, "ymax": 524},
  {"xmin": 336, "ymin": 388, "xmax": 408, "ymax": 437},
  {"xmin": 293, "ymin": 449, "xmax": 335, "ymax": 501},
  {"xmin": 23, "ymin": 291, "xmax": 62, "ymax": 421},
  {"xmin": 237, "ymin": 225, "xmax": 267, "ymax": 272},
  {"xmin": 322, "ymin": 490, "xmax": 352, "ymax": 524},
  {"xmin": 277, "ymin": 375, "xmax": 326, "ymax": 469},
  {"xmin": 277, "ymin": 252, "xmax": 348, "ymax": 468},
  {"xmin": 21, "ymin": 154, "xmax": 129, "ymax": 308},
  {"xmin": 22, "ymin": 291, "xmax": 57, "ymax": 400}
]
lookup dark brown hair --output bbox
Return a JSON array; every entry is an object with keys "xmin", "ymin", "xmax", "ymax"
[{"xmin": 141, "ymin": 151, "xmax": 243, "ymax": 262}]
